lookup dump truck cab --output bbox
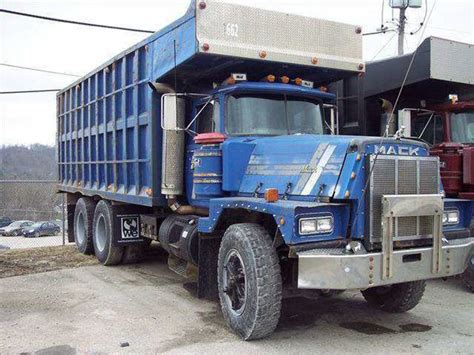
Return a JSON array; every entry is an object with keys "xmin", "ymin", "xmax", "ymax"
[{"xmin": 182, "ymin": 80, "xmax": 337, "ymax": 203}]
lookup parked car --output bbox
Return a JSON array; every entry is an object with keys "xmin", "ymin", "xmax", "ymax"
[
  {"xmin": 0, "ymin": 220, "xmax": 34, "ymax": 236},
  {"xmin": 23, "ymin": 221, "xmax": 61, "ymax": 238},
  {"xmin": 0, "ymin": 217, "xmax": 12, "ymax": 228}
]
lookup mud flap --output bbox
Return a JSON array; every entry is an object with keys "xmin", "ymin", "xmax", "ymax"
[
  {"xmin": 111, "ymin": 205, "xmax": 149, "ymax": 246},
  {"xmin": 197, "ymin": 234, "xmax": 220, "ymax": 300}
]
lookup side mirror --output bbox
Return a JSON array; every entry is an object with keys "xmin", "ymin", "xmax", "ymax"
[
  {"xmin": 161, "ymin": 93, "xmax": 185, "ymax": 130},
  {"xmin": 323, "ymin": 104, "xmax": 338, "ymax": 135}
]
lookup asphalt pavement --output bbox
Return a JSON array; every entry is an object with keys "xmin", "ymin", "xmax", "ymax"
[{"xmin": 0, "ymin": 250, "xmax": 472, "ymax": 354}]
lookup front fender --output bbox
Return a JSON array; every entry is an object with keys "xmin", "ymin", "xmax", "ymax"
[{"xmin": 198, "ymin": 197, "xmax": 350, "ymax": 245}]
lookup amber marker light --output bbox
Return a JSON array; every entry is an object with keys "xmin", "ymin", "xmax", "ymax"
[
  {"xmin": 280, "ymin": 76, "xmax": 290, "ymax": 84},
  {"xmin": 261, "ymin": 74, "xmax": 276, "ymax": 82},
  {"xmin": 224, "ymin": 76, "xmax": 236, "ymax": 85},
  {"xmin": 264, "ymin": 188, "xmax": 279, "ymax": 202},
  {"xmin": 294, "ymin": 77, "xmax": 303, "ymax": 86}
]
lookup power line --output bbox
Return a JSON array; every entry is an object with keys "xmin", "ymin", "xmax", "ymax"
[
  {"xmin": 0, "ymin": 63, "xmax": 80, "ymax": 77},
  {"xmin": 0, "ymin": 8, "xmax": 155, "ymax": 34},
  {"xmin": 370, "ymin": 32, "xmax": 397, "ymax": 61},
  {"xmin": 0, "ymin": 89, "xmax": 60, "ymax": 94}
]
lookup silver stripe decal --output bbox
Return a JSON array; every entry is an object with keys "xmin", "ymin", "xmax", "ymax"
[
  {"xmin": 293, "ymin": 143, "xmax": 328, "ymax": 193},
  {"xmin": 300, "ymin": 145, "xmax": 336, "ymax": 195}
]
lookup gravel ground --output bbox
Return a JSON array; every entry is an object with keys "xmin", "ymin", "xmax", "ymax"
[
  {"xmin": 0, "ymin": 245, "xmax": 98, "ymax": 278},
  {"xmin": 0, "ymin": 246, "xmax": 472, "ymax": 354}
]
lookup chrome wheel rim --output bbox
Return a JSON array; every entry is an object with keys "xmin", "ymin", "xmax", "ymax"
[
  {"xmin": 76, "ymin": 212, "xmax": 85, "ymax": 245},
  {"xmin": 95, "ymin": 215, "xmax": 107, "ymax": 253},
  {"xmin": 223, "ymin": 249, "xmax": 247, "ymax": 316}
]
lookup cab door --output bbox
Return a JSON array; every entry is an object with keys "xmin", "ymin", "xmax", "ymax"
[{"xmin": 184, "ymin": 98, "xmax": 221, "ymax": 206}]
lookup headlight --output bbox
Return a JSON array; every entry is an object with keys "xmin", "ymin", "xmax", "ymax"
[
  {"xmin": 28, "ymin": 229, "xmax": 34, "ymax": 233},
  {"xmin": 443, "ymin": 210, "xmax": 459, "ymax": 225},
  {"xmin": 299, "ymin": 216, "xmax": 333, "ymax": 235}
]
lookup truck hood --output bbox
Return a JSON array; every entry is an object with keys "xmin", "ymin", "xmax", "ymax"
[{"xmin": 224, "ymin": 134, "xmax": 428, "ymax": 198}]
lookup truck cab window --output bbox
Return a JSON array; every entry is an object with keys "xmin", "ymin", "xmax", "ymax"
[
  {"xmin": 450, "ymin": 110, "xmax": 474, "ymax": 143},
  {"xmin": 226, "ymin": 94, "xmax": 323, "ymax": 136},
  {"xmin": 411, "ymin": 113, "xmax": 443, "ymax": 145},
  {"xmin": 196, "ymin": 100, "xmax": 220, "ymax": 133}
]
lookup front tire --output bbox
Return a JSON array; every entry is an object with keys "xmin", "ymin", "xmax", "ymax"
[
  {"xmin": 92, "ymin": 200, "xmax": 124, "ymax": 265},
  {"xmin": 217, "ymin": 223, "xmax": 282, "ymax": 340},
  {"xmin": 74, "ymin": 198, "xmax": 96, "ymax": 255},
  {"xmin": 361, "ymin": 281, "xmax": 426, "ymax": 313},
  {"xmin": 461, "ymin": 256, "xmax": 474, "ymax": 293}
]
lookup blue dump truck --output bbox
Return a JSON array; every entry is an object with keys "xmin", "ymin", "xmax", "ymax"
[{"xmin": 57, "ymin": 0, "xmax": 474, "ymax": 340}]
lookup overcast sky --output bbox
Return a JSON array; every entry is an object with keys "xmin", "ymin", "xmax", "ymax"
[{"xmin": 1, "ymin": 0, "xmax": 473, "ymax": 146}]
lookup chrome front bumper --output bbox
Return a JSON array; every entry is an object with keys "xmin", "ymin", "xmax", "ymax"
[
  {"xmin": 298, "ymin": 194, "xmax": 473, "ymax": 290},
  {"xmin": 298, "ymin": 238, "xmax": 474, "ymax": 289}
]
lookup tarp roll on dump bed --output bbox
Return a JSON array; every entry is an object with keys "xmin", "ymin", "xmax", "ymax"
[{"xmin": 57, "ymin": 0, "xmax": 363, "ymax": 207}]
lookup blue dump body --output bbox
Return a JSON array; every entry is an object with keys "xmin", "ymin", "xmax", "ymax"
[
  {"xmin": 57, "ymin": 5, "xmax": 196, "ymax": 206},
  {"xmin": 56, "ymin": 1, "xmax": 359, "ymax": 207}
]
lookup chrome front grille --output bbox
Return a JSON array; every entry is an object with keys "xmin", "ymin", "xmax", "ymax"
[{"xmin": 369, "ymin": 155, "xmax": 440, "ymax": 243}]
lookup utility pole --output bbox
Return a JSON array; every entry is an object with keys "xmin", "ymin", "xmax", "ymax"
[
  {"xmin": 386, "ymin": 0, "xmax": 422, "ymax": 56},
  {"xmin": 398, "ymin": 6, "xmax": 407, "ymax": 55}
]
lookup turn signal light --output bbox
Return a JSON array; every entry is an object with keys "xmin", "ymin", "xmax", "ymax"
[{"xmin": 264, "ymin": 188, "xmax": 279, "ymax": 202}]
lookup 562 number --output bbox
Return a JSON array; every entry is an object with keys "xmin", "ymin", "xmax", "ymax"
[{"xmin": 224, "ymin": 23, "xmax": 239, "ymax": 37}]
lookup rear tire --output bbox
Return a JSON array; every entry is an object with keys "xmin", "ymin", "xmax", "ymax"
[
  {"xmin": 74, "ymin": 198, "xmax": 96, "ymax": 255},
  {"xmin": 217, "ymin": 223, "xmax": 282, "ymax": 340},
  {"xmin": 361, "ymin": 281, "xmax": 426, "ymax": 313},
  {"xmin": 92, "ymin": 200, "xmax": 123, "ymax": 266}
]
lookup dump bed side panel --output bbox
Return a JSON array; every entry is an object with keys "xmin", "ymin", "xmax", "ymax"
[
  {"xmin": 57, "ymin": 44, "xmax": 158, "ymax": 206},
  {"xmin": 57, "ymin": 6, "xmax": 198, "ymax": 207}
]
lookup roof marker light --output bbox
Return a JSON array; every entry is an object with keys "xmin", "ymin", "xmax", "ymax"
[
  {"xmin": 223, "ymin": 73, "xmax": 247, "ymax": 85},
  {"xmin": 261, "ymin": 74, "xmax": 276, "ymax": 82},
  {"xmin": 294, "ymin": 78, "xmax": 314, "ymax": 88},
  {"xmin": 280, "ymin": 76, "xmax": 290, "ymax": 84}
]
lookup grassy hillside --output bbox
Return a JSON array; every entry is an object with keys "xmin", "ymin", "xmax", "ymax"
[{"xmin": 0, "ymin": 144, "xmax": 56, "ymax": 180}]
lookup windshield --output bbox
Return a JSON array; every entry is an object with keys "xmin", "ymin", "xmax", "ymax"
[
  {"xmin": 7, "ymin": 221, "xmax": 22, "ymax": 228},
  {"xmin": 31, "ymin": 223, "xmax": 43, "ymax": 228},
  {"xmin": 450, "ymin": 111, "xmax": 474, "ymax": 143},
  {"xmin": 226, "ymin": 94, "xmax": 324, "ymax": 136}
]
